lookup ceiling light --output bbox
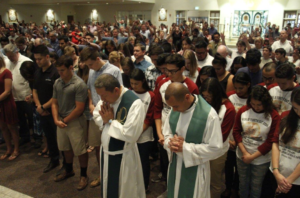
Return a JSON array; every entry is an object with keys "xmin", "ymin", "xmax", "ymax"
[{"xmin": 106, "ymin": 3, "xmax": 109, "ymax": 4}]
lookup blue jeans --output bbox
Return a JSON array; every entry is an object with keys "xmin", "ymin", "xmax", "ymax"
[{"xmin": 236, "ymin": 158, "xmax": 270, "ymax": 198}]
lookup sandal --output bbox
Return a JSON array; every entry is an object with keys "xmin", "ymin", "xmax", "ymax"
[
  {"xmin": 8, "ymin": 152, "xmax": 19, "ymax": 161},
  {"xmin": 0, "ymin": 153, "xmax": 11, "ymax": 160},
  {"xmin": 38, "ymin": 150, "xmax": 49, "ymax": 157},
  {"xmin": 87, "ymin": 146, "xmax": 94, "ymax": 153}
]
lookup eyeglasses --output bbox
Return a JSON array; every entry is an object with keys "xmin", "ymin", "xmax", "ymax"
[{"xmin": 164, "ymin": 68, "xmax": 181, "ymax": 75}]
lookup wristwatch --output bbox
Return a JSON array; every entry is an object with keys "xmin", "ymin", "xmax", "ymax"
[{"xmin": 108, "ymin": 119, "xmax": 113, "ymax": 124}]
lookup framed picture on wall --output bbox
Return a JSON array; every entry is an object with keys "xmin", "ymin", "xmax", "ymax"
[
  {"xmin": 91, "ymin": 10, "xmax": 98, "ymax": 22},
  {"xmin": 8, "ymin": 9, "xmax": 18, "ymax": 23},
  {"xmin": 159, "ymin": 8, "xmax": 167, "ymax": 21},
  {"xmin": 46, "ymin": 10, "xmax": 55, "ymax": 22}
]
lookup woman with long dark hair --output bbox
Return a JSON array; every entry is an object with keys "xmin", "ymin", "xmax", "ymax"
[
  {"xmin": 200, "ymin": 78, "xmax": 236, "ymax": 198},
  {"xmin": 223, "ymin": 72, "xmax": 252, "ymax": 198},
  {"xmin": 230, "ymin": 56, "xmax": 247, "ymax": 75},
  {"xmin": 121, "ymin": 57, "xmax": 135, "ymax": 89},
  {"xmin": 233, "ymin": 85, "xmax": 280, "ymax": 198},
  {"xmin": 271, "ymin": 87, "xmax": 300, "ymax": 197},
  {"xmin": 130, "ymin": 68, "xmax": 155, "ymax": 192},
  {"xmin": 212, "ymin": 53, "xmax": 234, "ymax": 93}
]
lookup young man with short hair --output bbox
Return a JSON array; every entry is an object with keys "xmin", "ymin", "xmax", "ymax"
[
  {"xmin": 195, "ymin": 40, "xmax": 214, "ymax": 68},
  {"xmin": 260, "ymin": 62, "xmax": 276, "ymax": 88},
  {"xmin": 145, "ymin": 46, "xmax": 164, "ymax": 91},
  {"xmin": 57, "ymin": 36, "xmax": 69, "ymax": 57},
  {"xmin": 268, "ymin": 63, "xmax": 299, "ymax": 115},
  {"xmin": 52, "ymin": 55, "xmax": 89, "ymax": 190},
  {"xmin": 80, "ymin": 47, "xmax": 122, "ymax": 187},
  {"xmin": 33, "ymin": 45, "xmax": 60, "ymax": 173},
  {"xmin": 275, "ymin": 48, "xmax": 289, "ymax": 68},
  {"xmin": 133, "ymin": 43, "xmax": 152, "ymax": 71},
  {"xmin": 237, "ymin": 48, "xmax": 263, "ymax": 86}
]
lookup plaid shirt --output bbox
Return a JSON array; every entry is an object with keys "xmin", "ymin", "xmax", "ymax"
[{"xmin": 145, "ymin": 65, "xmax": 162, "ymax": 91}]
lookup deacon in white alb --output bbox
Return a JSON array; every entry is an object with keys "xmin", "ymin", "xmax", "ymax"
[{"xmin": 163, "ymin": 82, "xmax": 223, "ymax": 198}]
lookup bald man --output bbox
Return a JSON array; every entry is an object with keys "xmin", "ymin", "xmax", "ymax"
[
  {"xmin": 259, "ymin": 62, "xmax": 276, "ymax": 88},
  {"xmin": 271, "ymin": 30, "xmax": 293, "ymax": 55},
  {"xmin": 163, "ymin": 82, "xmax": 223, "ymax": 198},
  {"xmin": 217, "ymin": 45, "xmax": 233, "ymax": 71}
]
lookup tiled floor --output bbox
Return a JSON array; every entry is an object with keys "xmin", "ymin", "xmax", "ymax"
[{"xmin": 0, "ymin": 186, "xmax": 33, "ymax": 198}]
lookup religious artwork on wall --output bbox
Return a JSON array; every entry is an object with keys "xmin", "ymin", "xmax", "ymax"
[
  {"xmin": 8, "ymin": 9, "xmax": 18, "ymax": 22},
  {"xmin": 91, "ymin": 10, "xmax": 98, "ymax": 22},
  {"xmin": 159, "ymin": 8, "xmax": 167, "ymax": 21},
  {"xmin": 46, "ymin": 9, "xmax": 55, "ymax": 22},
  {"xmin": 232, "ymin": 10, "xmax": 268, "ymax": 37}
]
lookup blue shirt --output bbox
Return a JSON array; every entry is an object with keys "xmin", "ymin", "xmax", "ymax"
[
  {"xmin": 208, "ymin": 28, "xmax": 218, "ymax": 35},
  {"xmin": 236, "ymin": 67, "xmax": 262, "ymax": 86},
  {"xmin": 48, "ymin": 39, "xmax": 60, "ymax": 53},
  {"xmin": 101, "ymin": 36, "xmax": 128, "ymax": 44},
  {"xmin": 134, "ymin": 59, "xmax": 152, "ymax": 72},
  {"xmin": 87, "ymin": 62, "xmax": 123, "ymax": 106}
]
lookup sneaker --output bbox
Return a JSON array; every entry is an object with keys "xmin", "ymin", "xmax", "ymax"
[
  {"xmin": 90, "ymin": 177, "xmax": 101, "ymax": 188},
  {"xmin": 157, "ymin": 190, "xmax": 168, "ymax": 198}
]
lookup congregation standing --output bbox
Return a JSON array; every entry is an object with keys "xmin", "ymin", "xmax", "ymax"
[{"xmin": 1, "ymin": 16, "xmax": 300, "ymax": 198}]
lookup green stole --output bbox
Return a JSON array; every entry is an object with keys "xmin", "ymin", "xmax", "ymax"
[
  {"xmin": 101, "ymin": 89, "xmax": 139, "ymax": 198},
  {"xmin": 167, "ymin": 95, "xmax": 211, "ymax": 198}
]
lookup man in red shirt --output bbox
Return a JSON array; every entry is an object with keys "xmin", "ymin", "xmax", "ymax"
[{"xmin": 70, "ymin": 25, "xmax": 82, "ymax": 44}]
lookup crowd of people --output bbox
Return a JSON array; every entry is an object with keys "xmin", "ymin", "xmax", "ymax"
[{"xmin": 0, "ymin": 16, "xmax": 300, "ymax": 198}]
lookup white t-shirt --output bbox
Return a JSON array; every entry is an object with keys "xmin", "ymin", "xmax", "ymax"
[
  {"xmin": 140, "ymin": 30, "xmax": 151, "ymax": 39},
  {"xmin": 133, "ymin": 90, "xmax": 155, "ymax": 144},
  {"xmin": 231, "ymin": 50, "xmax": 246, "ymax": 60},
  {"xmin": 183, "ymin": 68, "xmax": 199, "ymax": 83},
  {"xmin": 226, "ymin": 56, "xmax": 233, "ymax": 71},
  {"xmin": 271, "ymin": 122, "xmax": 300, "ymax": 185},
  {"xmin": 260, "ymin": 57, "xmax": 273, "ymax": 69},
  {"xmin": 235, "ymin": 106, "xmax": 278, "ymax": 165},
  {"xmin": 268, "ymin": 84, "xmax": 296, "ymax": 115},
  {"xmin": 131, "ymin": 55, "xmax": 152, "ymax": 64},
  {"xmin": 5, "ymin": 54, "xmax": 32, "ymax": 101},
  {"xmin": 197, "ymin": 54, "xmax": 214, "ymax": 68},
  {"xmin": 271, "ymin": 40, "xmax": 293, "ymax": 55}
]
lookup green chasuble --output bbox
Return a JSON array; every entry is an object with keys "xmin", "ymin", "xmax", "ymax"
[
  {"xmin": 167, "ymin": 95, "xmax": 211, "ymax": 198},
  {"xmin": 101, "ymin": 90, "xmax": 139, "ymax": 198}
]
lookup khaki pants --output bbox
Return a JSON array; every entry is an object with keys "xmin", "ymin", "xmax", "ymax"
[
  {"xmin": 88, "ymin": 119, "xmax": 102, "ymax": 147},
  {"xmin": 210, "ymin": 152, "xmax": 227, "ymax": 198},
  {"xmin": 57, "ymin": 115, "xmax": 87, "ymax": 156}
]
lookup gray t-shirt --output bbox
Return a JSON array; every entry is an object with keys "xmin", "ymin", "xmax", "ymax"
[{"xmin": 53, "ymin": 74, "xmax": 88, "ymax": 117}]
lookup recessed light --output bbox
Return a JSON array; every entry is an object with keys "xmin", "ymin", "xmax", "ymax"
[
  {"xmin": 87, "ymin": 2, "xmax": 90, "ymax": 3},
  {"xmin": 106, "ymin": 2, "xmax": 108, "ymax": 4},
  {"xmin": 57, "ymin": 3, "xmax": 59, "ymax": 4}
]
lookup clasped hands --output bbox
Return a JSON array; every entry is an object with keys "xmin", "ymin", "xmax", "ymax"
[
  {"xmin": 241, "ymin": 151, "xmax": 254, "ymax": 164},
  {"xmin": 275, "ymin": 172, "xmax": 292, "ymax": 194},
  {"xmin": 168, "ymin": 134, "xmax": 184, "ymax": 153},
  {"xmin": 99, "ymin": 102, "xmax": 114, "ymax": 124}
]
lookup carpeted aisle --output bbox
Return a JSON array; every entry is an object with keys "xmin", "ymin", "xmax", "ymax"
[{"xmin": 0, "ymin": 142, "xmax": 165, "ymax": 198}]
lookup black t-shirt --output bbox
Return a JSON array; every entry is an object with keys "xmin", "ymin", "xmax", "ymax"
[{"xmin": 33, "ymin": 64, "xmax": 60, "ymax": 111}]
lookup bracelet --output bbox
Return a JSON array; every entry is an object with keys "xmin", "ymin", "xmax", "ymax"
[{"xmin": 272, "ymin": 167, "xmax": 279, "ymax": 171}]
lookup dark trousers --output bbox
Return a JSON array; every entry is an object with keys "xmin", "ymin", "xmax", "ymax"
[
  {"xmin": 137, "ymin": 141, "xmax": 152, "ymax": 190},
  {"xmin": 261, "ymin": 169, "xmax": 277, "ymax": 198},
  {"xmin": 16, "ymin": 101, "xmax": 33, "ymax": 140},
  {"xmin": 225, "ymin": 150, "xmax": 239, "ymax": 191},
  {"xmin": 40, "ymin": 115, "xmax": 59, "ymax": 161},
  {"xmin": 159, "ymin": 143, "xmax": 169, "ymax": 181},
  {"xmin": 267, "ymin": 170, "xmax": 300, "ymax": 198}
]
